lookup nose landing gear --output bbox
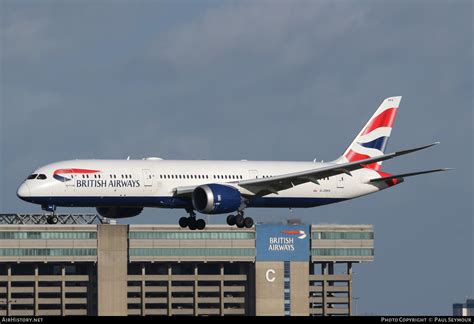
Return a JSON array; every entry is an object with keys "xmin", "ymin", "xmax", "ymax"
[
  {"xmin": 42, "ymin": 204, "xmax": 58, "ymax": 225},
  {"xmin": 47, "ymin": 215, "xmax": 58, "ymax": 225},
  {"xmin": 179, "ymin": 210, "xmax": 206, "ymax": 230}
]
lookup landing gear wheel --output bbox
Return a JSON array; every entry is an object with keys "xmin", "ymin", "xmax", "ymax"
[
  {"xmin": 179, "ymin": 217, "xmax": 188, "ymax": 228},
  {"xmin": 47, "ymin": 215, "xmax": 58, "ymax": 225},
  {"xmin": 243, "ymin": 217, "xmax": 254, "ymax": 228},
  {"xmin": 226, "ymin": 215, "xmax": 236, "ymax": 226},
  {"xmin": 196, "ymin": 219, "xmax": 206, "ymax": 230},
  {"xmin": 235, "ymin": 214, "xmax": 244, "ymax": 228},
  {"xmin": 188, "ymin": 217, "xmax": 197, "ymax": 230}
]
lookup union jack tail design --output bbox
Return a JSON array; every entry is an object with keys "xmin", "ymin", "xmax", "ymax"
[{"xmin": 339, "ymin": 96, "xmax": 402, "ymax": 171}]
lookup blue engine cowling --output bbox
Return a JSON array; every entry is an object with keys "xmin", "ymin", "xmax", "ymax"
[{"xmin": 192, "ymin": 184, "xmax": 241, "ymax": 214}]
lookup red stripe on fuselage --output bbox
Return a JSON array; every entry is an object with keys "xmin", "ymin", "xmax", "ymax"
[
  {"xmin": 53, "ymin": 169, "xmax": 100, "ymax": 175},
  {"xmin": 362, "ymin": 108, "xmax": 397, "ymax": 135},
  {"xmin": 345, "ymin": 150, "xmax": 381, "ymax": 171},
  {"xmin": 346, "ymin": 152, "xmax": 399, "ymax": 185},
  {"xmin": 375, "ymin": 170, "xmax": 399, "ymax": 187},
  {"xmin": 345, "ymin": 150, "xmax": 369, "ymax": 162}
]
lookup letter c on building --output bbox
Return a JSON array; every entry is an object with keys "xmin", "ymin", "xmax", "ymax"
[{"xmin": 265, "ymin": 269, "xmax": 276, "ymax": 282}]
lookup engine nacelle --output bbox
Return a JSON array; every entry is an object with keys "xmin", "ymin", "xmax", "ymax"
[
  {"xmin": 192, "ymin": 184, "xmax": 241, "ymax": 214},
  {"xmin": 96, "ymin": 207, "xmax": 143, "ymax": 219}
]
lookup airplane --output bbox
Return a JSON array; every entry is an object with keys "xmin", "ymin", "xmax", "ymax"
[{"xmin": 17, "ymin": 96, "xmax": 450, "ymax": 227}]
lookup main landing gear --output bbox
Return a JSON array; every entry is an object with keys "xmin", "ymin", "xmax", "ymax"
[
  {"xmin": 226, "ymin": 212, "xmax": 254, "ymax": 228},
  {"xmin": 179, "ymin": 210, "xmax": 206, "ymax": 230}
]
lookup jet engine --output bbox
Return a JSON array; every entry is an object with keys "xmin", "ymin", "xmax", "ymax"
[{"xmin": 192, "ymin": 184, "xmax": 241, "ymax": 214}]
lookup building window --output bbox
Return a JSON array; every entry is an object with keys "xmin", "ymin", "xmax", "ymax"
[
  {"xmin": 129, "ymin": 248, "xmax": 255, "ymax": 257},
  {"xmin": 0, "ymin": 248, "xmax": 97, "ymax": 256},
  {"xmin": 0, "ymin": 231, "xmax": 97, "ymax": 240},
  {"xmin": 312, "ymin": 232, "xmax": 374, "ymax": 240},
  {"xmin": 284, "ymin": 261, "xmax": 291, "ymax": 316},
  {"xmin": 311, "ymin": 248, "xmax": 374, "ymax": 256},
  {"xmin": 129, "ymin": 231, "xmax": 255, "ymax": 240}
]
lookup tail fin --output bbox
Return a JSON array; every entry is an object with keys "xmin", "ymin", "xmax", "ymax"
[{"xmin": 339, "ymin": 96, "xmax": 402, "ymax": 171}]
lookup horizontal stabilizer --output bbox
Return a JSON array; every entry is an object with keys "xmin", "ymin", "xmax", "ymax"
[{"xmin": 369, "ymin": 168, "xmax": 452, "ymax": 183}]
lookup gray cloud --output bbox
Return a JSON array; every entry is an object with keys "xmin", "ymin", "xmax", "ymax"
[
  {"xmin": 151, "ymin": 2, "xmax": 367, "ymax": 72},
  {"xmin": 2, "ymin": 18, "xmax": 56, "ymax": 61}
]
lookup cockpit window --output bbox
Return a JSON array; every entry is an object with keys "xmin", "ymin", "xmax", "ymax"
[
  {"xmin": 27, "ymin": 174, "xmax": 38, "ymax": 180},
  {"xmin": 37, "ymin": 174, "xmax": 47, "ymax": 180}
]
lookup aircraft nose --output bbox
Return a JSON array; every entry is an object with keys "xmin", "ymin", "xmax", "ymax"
[{"xmin": 17, "ymin": 183, "xmax": 30, "ymax": 200}]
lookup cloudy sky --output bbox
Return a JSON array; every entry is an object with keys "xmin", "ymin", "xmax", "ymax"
[{"xmin": 1, "ymin": 0, "xmax": 472, "ymax": 315}]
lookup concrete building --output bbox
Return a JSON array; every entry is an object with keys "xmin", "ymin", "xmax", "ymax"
[
  {"xmin": 0, "ymin": 221, "xmax": 374, "ymax": 316},
  {"xmin": 453, "ymin": 299, "xmax": 474, "ymax": 316}
]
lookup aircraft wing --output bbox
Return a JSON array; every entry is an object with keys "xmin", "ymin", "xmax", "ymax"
[
  {"xmin": 173, "ymin": 142, "xmax": 439, "ymax": 197},
  {"xmin": 237, "ymin": 142, "xmax": 440, "ymax": 196}
]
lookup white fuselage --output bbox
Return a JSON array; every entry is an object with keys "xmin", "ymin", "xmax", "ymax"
[{"xmin": 17, "ymin": 159, "xmax": 386, "ymax": 211}]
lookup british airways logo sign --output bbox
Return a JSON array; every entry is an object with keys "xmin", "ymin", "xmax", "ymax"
[
  {"xmin": 53, "ymin": 169, "xmax": 140, "ymax": 188},
  {"xmin": 281, "ymin": 230, "xmax": 307, "ymax": 240},
  {"xmin": 256, "ymin": 224, "xmax": 309, "ymax": 261}
]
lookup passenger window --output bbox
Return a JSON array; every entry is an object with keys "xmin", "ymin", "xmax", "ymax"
[
  {"xmin": 27, "ymin": 174, "xmax": 38, "ymax": 180},
  {"xmin": 37, "ymin": 174, "xmax": 47, "ymax": 180}
]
